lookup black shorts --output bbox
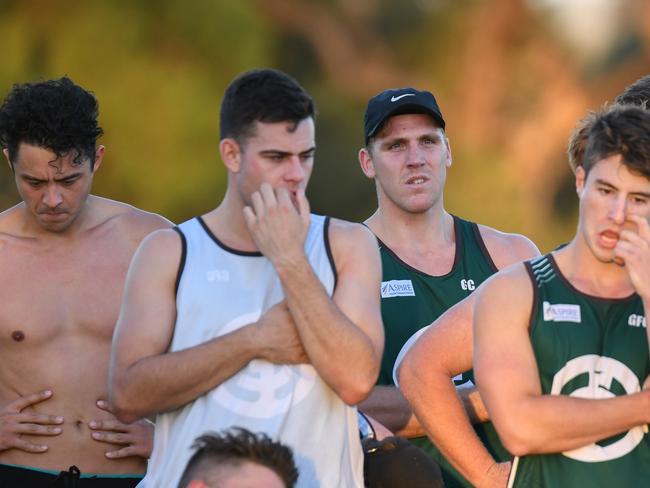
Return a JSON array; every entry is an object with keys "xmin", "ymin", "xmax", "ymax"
[{"xmin": 0, "ymin": 463, "xmax": 143, "ymax": 487}]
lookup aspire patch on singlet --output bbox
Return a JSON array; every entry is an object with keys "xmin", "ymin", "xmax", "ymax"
[
  {"xmin": 381, "ymin": 279, "xmax": 415, "ymax": 298},
  {"xmin": 543, "ymin": 301, "xmax": 581, "ymax": 323}
]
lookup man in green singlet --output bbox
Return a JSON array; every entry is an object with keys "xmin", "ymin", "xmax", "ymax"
[
  {"xmin": 396, "ymin": 74, "xmax": 650, "ymax": 488},
  {"xmin": 357, "ymin": 88, "xmax": 539, "ymax": 487},
  {"xmin": 475, "ymin": 105, "xmax": 650, "ymax": 487}
]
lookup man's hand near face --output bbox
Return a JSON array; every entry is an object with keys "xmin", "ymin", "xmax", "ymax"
[
  {"xmin": 243, "ymin": 183, "xmax": 311, "ymax": 269},
  {"xmin": 615, "ymin": 214, "xmax": 650, "ymax": 299}
]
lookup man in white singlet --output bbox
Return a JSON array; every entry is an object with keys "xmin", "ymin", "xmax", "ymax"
[{"xmin": 109, "ymin": 69, "xmax": 384, "ymax": 487}]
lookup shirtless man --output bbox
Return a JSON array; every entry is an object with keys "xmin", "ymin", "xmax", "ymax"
[
  {"xmin": 0, "ymin": 77, "xmax": 170, "ymax": 485},
  {"xmin": 356, "ymin": 87, "xmax": 539, "ymax": 487},
  {"xmin": 474, "ymin": 104, "xmax": 650, "ymax": 487},
  {"xmin": 109, "ymin": 68, "xmax": 383, "ymax": 487}
]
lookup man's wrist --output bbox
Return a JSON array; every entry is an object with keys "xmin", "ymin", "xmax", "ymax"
[
  {"xmin": 272, "ymin": 251, "xmax": 309, "ymax": 278},
  {"xmin": 238, "ymin": 321, "xmax": 266, "ymax": 361}
]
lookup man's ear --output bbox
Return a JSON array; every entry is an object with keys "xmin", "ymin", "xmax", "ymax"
[
  {"xmin": 92, "ymin": 145, "xmax": 105, "ymax": 173},
  {"xmin": 3, "ymin": 148, "xmax": 14, "ymax": 173},
  {"xmin": 358, "ymin": 147, "xmax": 376, "ymax": 179},
  {"xmin": 444, "ymin": 135, "xmax": 452, "ymax": 168},
  {"xmin": 220, "ymin": 138, "xmax": 242, "ymax": 173},
  {"xmin": 575, "ymin": 166, "xmax": 586, "ymax": 197}
]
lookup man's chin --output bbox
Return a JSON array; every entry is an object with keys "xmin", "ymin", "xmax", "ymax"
[{"xmin": 37, "ymin": 216, "xmax": 74, "ymax": 233}]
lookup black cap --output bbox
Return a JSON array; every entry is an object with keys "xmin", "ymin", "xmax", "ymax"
[
  {"xmin": 364, "ymin": 87, "xmax": 445, "ymax": 143},
  {"xmin": 363, "ymin": 436, "xmax": 444, "ymax": 487}
]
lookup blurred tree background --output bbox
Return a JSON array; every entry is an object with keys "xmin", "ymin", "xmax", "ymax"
[{"xmin": 1, "ymin": 0, "xmax": 649, "ymax": 251}]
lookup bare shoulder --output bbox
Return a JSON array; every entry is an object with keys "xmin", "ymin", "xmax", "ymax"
[
  {"xmin": 476, "ymin": 223, "xmax": 540, "ymax": 270},
  {"xmin": 0, "ymin": 205, "xmax": 25, "ymax": 257},
  {"xmin": 327, "ymin": 218, "xmax": 379, "ymax": 272},
  {"xmin": 475, "ymin": 261, "xmax": 533, "ymax": 314},
  {"xmin": 136, "ymin": 226, "xmax": 183, "ymax": 260},
  {"xmin": 89, "ymin": 196, "xmax": 173, "ymax": 242},
  {"xmin": 0, "ymin": 203, "xmax": 24, "ymax": 235},
  {"xmin": 126, "ymin": 226, "xmax": 185, "ymax": 290},
  {"xmin": 328, "ymin": 218, "xmax": 377, "ymax": 253}
]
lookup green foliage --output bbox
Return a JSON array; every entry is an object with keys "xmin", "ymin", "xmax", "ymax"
[{"xmin": 0, "ymin": 0, "xmax": 643, "ymax": 251}]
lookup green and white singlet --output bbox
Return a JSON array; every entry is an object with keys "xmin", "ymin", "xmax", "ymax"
[
  {"xmin": 509, "ymin": 254, "xmax": 650, "ymax": 487},
  {"xmin": 378, "ymin": 215, "xmax": 508, "ymax": 487}
]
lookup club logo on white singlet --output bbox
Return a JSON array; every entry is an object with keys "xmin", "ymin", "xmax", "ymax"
[
  {"xmin": 209, "ymin": 312, "xmax": 317, "ymax": 418},
  {"xmin": 551, "ymin": 354, "xmax": 645, "ymax": 462}
]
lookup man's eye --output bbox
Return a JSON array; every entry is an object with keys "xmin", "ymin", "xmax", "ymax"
[
  {"xmin": 28, "ymin": 181, "xmax": 43, "ymax": 188},
  {"xmin": 61, "ymin": 178, "xmax": 78, "ymax": 186}
]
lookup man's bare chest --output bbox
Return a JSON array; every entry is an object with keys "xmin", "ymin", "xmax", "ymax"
[{"xmin": 0, "ymin": 241, "xmax": 134, "ymax": 345}]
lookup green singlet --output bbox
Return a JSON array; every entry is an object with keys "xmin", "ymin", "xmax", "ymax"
[
  {"xmin": 377, "ymin": 215, "xmax": 509, "ymax": 487},
  {"xmin": 510, "ymin": 254, "xmax": 650, "ymax": 487}
]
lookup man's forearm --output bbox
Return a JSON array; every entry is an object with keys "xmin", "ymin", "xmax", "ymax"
[
  {"xmin": 358, "ymin": 385, "xmax": 424, "ymax": 437},
  {"xmin": 486, "ymin": 390, "xmax": 650, "ymax": 456},
  {"xmin": 402, "ymin": 369, "xmax": 499, "ymax": 486},
  {"xmin": 110, "ymin": 325, "xmax": 258, "ymax": 422},
  {"xmin": 457, "ymin": 386, "xmax": 490, "ymax": 424},
  {"xmin": 276, "ymin": 258, "xmax": 380, "ymax": 405}
]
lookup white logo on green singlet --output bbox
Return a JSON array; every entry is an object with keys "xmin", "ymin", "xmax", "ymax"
[
  {"xmin": 209, "ymin": 312, "xmax": 317, "ymax": 418},
  {"xmin": 381, "ymin": 280, "xmax": 415, "ymax": 298},
  {"xmin": 628, "ymin": 314, "xmax": 646, "ymax": 328},
  {"xmin": 551, "ymin": 354, "xmax": 645, "ymax": 462},
  {"xmin": 460, "ymin": 279, "xmax": 475, "ymax": 291},
  {"xmin": 543, "ymin": 301, "xmax": 581, "ymax": 323}
]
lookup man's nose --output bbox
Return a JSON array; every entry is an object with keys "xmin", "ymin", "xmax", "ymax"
[
  {"xmin": 285, "ymin": 156, "xmax": 306, "ymax": 182},
  {"xmin": 42, "ymin": 185, "xmax": 63, "ymax": 208},
  {"xmin": 405, "ymin": 143, "xmax": 425, "ymax": 168},
  {"xmin": 608, "ymin": 196, "xmax": 627, "ymax": 225}
]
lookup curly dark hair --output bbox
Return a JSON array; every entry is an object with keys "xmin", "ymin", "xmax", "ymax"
[
  {"xmin": 219, "ymin": 68, "xmax": 315, "ymax": 144},
  {"xmin": 177, "ymin": 427, "xmax": 299, "ymax": 488},
  {"xmin": 584, "ymin": 105, "xmax": 650, "ymax": 180},
  {"xmin": 0, "ymin": 76, "xmax": 103, "ymax": 168}
]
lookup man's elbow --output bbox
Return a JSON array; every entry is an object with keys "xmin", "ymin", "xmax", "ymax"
[
  {"xmin": 492, "ymin": 416, "xmax": 545, "ymax": 457},
  {"xmin": 338, "ymin": 373, "xmax": 377, "ymax": 405},
  {"xmin": 340, "ymin": 384, "xmax": 372, "ymax": 406},
  {"xmin": 499, "ymin": 430, "xmax": 538, "ymax": 457},
  {"xmin": 396, "ymin": 355, "xmax": 414, "ymax": 396},
  {"xmin": 397, "ymin": 353, "xmax": 433, "ymax": 401},
  {"xmin": 109, "ymin": 382, "xmax": 147, "ymax": 424}
]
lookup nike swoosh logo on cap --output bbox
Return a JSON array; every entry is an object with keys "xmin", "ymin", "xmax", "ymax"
[{"xmin": 390, "ymin": 93, "xmax": 416, "ymax": 102}]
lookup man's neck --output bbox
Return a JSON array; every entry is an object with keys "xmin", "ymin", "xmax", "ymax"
[
  {"xmin": 201, "ymin": 190, "xmax": 260, "ymax": 253},
  {"xmin": 554, "ymin": 239, "xmax": 636, "ymax": 299},
  {"xmin": 366, "ymin": 203, "xmax": 454, "ymax": 253}
]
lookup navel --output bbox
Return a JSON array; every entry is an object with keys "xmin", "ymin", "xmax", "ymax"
[{"xmin": 11, "ymin": 330, "xmax": 25, "ymax": 342}]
